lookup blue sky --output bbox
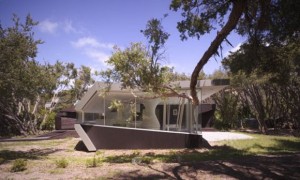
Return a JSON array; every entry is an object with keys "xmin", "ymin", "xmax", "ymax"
[{"xmin": 1, "ymin": 0, "xmax": 245, "ymax": 75}]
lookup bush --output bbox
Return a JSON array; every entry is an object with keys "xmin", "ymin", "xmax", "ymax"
[
  {"xmin": 55, "ymin": 158, "xmax": 68, "ymax": 168},
  {"xmin": 41, "ymin": 111, "xmax": 56, "ymax": 130},
  {"xmin": 11, "ymin": 159, "xmax": 27, "ymax": 172}
]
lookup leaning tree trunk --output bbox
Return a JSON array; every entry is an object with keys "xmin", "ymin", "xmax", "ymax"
[{"xmin": 190, "ymin": 0, "xmax": 246, "ymax": 105}]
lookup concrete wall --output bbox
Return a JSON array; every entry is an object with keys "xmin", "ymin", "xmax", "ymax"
[{"xmin": 78, "ymin": 124, "xmax": 202, "ymax": 150}]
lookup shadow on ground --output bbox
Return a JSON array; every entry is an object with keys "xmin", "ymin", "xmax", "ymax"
[
  {"xmin": 110, "ymin": 138, "xmax": 300, "ymax": 179},
  {"xmin": 0, "ymin": 148, "xmax": 63, "ymax": 165},
  {"xmin": 115, "ymin": 152, "xmax": 300, "ymax": 180}
]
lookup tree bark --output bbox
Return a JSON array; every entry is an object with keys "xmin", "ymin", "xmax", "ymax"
[{"xmin": 190, "ymin": 0, "xmax": 246, "ymax": 105}]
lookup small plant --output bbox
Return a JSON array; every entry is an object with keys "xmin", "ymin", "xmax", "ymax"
[
  {"xmin": 55, "ymin": 158, "xmax": 68, "ymax": 168},
  {"xmin": 95, "ymin": 150, "xmax": 105, "ymax": 156},
  {"xmin": 86, "ymin": 156, "xmax": 97, "ymax": 168},
  {"xmin": 11, "ymin": 159, "xmax": 27, "ymax": 172},
  {"xmin": 132, "ymin": 150, "xmax": 141, "ymax": 156},
  {"xmin": 108, "ymin": 99, "xmax": 124, "ymax": 112}
]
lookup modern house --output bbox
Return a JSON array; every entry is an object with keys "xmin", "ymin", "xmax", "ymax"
[{"xmin": 74, "ymin": 79, "xmax": 229, "ymax": 151}]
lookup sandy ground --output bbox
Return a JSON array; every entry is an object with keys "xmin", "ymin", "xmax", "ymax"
[
  {"xmin": 1, "ymin": 131, "xmax": 299, "ymax": 179},
  {"xmin": 1, "ymin": 148, "xmax": 299, "ymax": 179}
]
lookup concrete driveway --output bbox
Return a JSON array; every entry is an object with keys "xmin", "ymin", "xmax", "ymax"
[{"xmin": 201, "ymin": 131, "xmax": 253, "ymax": 142}]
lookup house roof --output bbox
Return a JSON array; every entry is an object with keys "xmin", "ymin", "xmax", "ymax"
[{"xmin": 75, "ymin": 80, "xmax": 229, "ymax": 111}]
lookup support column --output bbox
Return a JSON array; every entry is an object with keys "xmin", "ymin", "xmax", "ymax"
[{"xmin": 141, "ymin": 98, "xmax": 160, "ymax": 129}]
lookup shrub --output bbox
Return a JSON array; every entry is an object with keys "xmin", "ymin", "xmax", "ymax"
[
  {"xmin": 55, "ymin": 158, "xmax": 68, "ymax": 168},
  {"xmin": 11, "ymin": 159, "xmax": 27, "ymax": 172},
  {"xmin": 41, "ymin": 111, "xmax": 56, "ymax": 130},
  {"xmin": 86, "ymin": 155, "xmax": 104, "ymax": 168}
]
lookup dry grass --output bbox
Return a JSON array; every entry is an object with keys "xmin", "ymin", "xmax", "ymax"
[{"xmin": 0, "ymin": 133, "xmax": 300, "ymax": 179}]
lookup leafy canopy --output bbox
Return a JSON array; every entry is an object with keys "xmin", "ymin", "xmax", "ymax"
[{"xmin": 102, "ymin": 43, "xmax": 172, "ymax": 93}]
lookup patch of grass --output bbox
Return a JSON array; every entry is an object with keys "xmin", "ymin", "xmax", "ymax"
[
  {"xmin": 86, "ymin": 155, "xmax": 103, "ymax": 168},
  {"xmin": 102, "ymin": 134, "xmax": 300, "ymax": 164},
  {"xmin": 11, "ymin": 158, "xmax": 27, "ymax": 172},
  {"xmin": 0, "ymin": 139, "xmax": 68, "ymax": 149},
  {"xmin": 0, "ymin": 148, "xmax": 61, "ymax": 162},
  {"xmin": 0, "ymin": 150, "xmax": 37, "ymax": 161},
  {"xmin": 55, "ymin": 158, "xmax": 69, "ymax": 168},
  {"xmin": 216, "ymin": 133, "xmax": 300, "ymax": 155},
  {"xmin": 95, "ymin": 150, "xmax": 105, "ymax": 156}
]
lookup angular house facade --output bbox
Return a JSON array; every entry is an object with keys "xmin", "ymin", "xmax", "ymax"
[{"xmin": 74, "ymin": 79, "xmax": 229, "ymax": 151}]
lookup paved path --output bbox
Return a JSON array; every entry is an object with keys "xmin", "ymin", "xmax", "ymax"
[{"xmin": 202, "ymin": 131, "xmax": 253, "ymax": 142}]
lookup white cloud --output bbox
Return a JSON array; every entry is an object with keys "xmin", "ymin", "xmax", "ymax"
[
  {"xmin": 71, "ymin": 37, "xmax": 114, "ymax": 49},
  {"xmin": 63, "ymin": 20, "xmax": 83, "ymax": 34},
  {"xmin": 85, "ymin": 49, "xmax": 110, "ymax": 64},
  {"xmin": 71, "ymin": 37, "xmax": 115, "ymax": 66},
  {"xmin": 63, "ymin": 20, "xmax": 76, "ymax": 33},
  {"xmin": 39, "ymin": 20, "xmax": 58, "ymax": 34}
]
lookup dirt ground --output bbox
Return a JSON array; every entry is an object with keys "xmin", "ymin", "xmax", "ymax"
[{"xmin": 1, "ymin": 131, "xmax": 300, "ymax": 179}]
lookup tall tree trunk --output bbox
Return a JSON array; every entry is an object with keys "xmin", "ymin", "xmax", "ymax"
[{"xmin": 190, "ymin": 0, "xmax": 246, "ymax": 105}]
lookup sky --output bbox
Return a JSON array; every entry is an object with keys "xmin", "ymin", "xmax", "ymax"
[{"xmin": 1, "ymin": 0, "xmax": 245, "ymax": 76}]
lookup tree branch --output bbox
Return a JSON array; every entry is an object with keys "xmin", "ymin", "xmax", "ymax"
[{"xmin": 190, "ymin": 0, "xmax": 246, "ymax": 105}]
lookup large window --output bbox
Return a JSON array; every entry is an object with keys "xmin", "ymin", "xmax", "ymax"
[{"xmin": 85, "ymin": 113, "xmax": 100, "ymax": 121}]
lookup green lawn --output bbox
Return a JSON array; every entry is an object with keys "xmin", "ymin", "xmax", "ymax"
[{"xmin": 216, "ymin": 133, "xmax": 300, "ymax": 154}]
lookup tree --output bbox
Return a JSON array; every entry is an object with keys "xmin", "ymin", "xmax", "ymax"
[
  {"xmin": 101, "ymin": 18, "xmax": 172, "ymax": 94},
  {"xmin": 73, "ymin": 65, "xmax": 95, "ymax": 100},
  {"xmin": 208, "ymin": 68, "xmax": 228, "ymax": 79},
  {"xmin": 170, "ymin": 0, "xmax": 246, "ymax": 105},
  {"xmin": 213, "ymin": 88, "xmax": 240, "ymax": 130},
  {"xmin": 40, "ymin": 63, "xmax": 95, "ymax": 129},
  {"xmin": 0, "ymin": 14, "xmax": 47, "ymax": 135},
  {"xmin": 0, "ymin": 15, "xmax": 95, "ymax": 136},
  {"xmin": 101, "ymin": 42, "xmax": 172, "ymax": 94},
  {"xmin": 101, "ymin": 18, "xmax": 193, "ymax": 100},
  {"xmin": 141, "ymin": 17, "xmax": 170, "ymax": 72},
  {"xmin": 170, "ymin": 0, "xmax": 300, "ymax": 105},
  {"xmin": 223, "ymin": 41, "xmax": 300, "ymax": 133}
]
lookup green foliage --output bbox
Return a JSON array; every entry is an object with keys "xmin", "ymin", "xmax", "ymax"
[
  {"xmin": 55, "ymin": 158, "xmax": 69, "ymax": 168},
  {"xmin": 108, "ymin": 99, "xmax": 124, "ymax": 112},
  {"xmin": 0, "ymin": 14, "xmax": 45, "ymax": 136},
  {"xmin": 0, "ymin": 15, "xmax": 95, "ymax": 136},
  {"xmin": 41, "ymin": 111, "xmax": 56, "ymax": 130},
  {"xmin": 11, "ymin": 158, "xmax": 27, "ymax": 172},
  {"xmin": 73, "ymin": 65, "xmax": 95, "ymax": 100},
  {"xmin": 170, "ymin": 0, "xmax": 230, "ymax": 40},
  {"xmin": 141, "ymin": 18, "xmax": 169, "ymax": 61},
  {"xmin": 213, "ymin": 89, "xmax": 240, "ymax": 130},
  {"xmin": 101, "ymin": 43, "xmax": 172, "ymax": 94},
  {"xmin": 169, "ymin": 0, "xmax": 300, "ymax": 105},
  {"xmin": 170, "ymin": 0, "xmax": 300, "ymax": 43},
  {"xmin": 222, "ymin": 40, "xmax": 300, "ymax": 132}
]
